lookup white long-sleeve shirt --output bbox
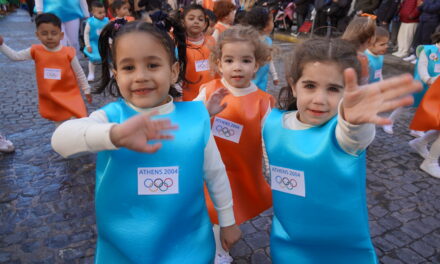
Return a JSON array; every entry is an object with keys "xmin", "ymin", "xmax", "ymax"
[
  {"xmin": 51, "ymin": 97, "xmax": 235, "ymax": 227},
  {"xmin": 417, "ymin": 43, "xmax": 440, "ymax": 84},
  {"xmin": 0, "ymin": 43, "xmax": 90, "ymax": 94},
  {"xmin": 35, "ymin": 0, "xmax": 90, "ymax": 17}
]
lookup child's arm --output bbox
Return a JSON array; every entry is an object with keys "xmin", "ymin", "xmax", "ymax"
[
  {"xmin": 203, "ymin": 135, "xmax": 241, "ymax": 251},
  {"xmin": 417, "ymin": 49, "xmax": 437, "ymax": 85},
  {"xmin": 35, "ymin": 0, "xmax": 43, "ymax": 14},
  {"xmin": 52, "ymin": 110, "xmax": 176, "ymax": 158},
  {"xmin": 71, "ymin": 56, "xmax": 92, "ymax": 102},
  {"xmin": 80, "ymin": 0, "xmax": 90, "ymax": 18},
  {"xmin": 269, "ymin": 60, "xmax": 279, "ymax": 85},
  {"xmin": 84, "ymin": 22, "xmax": 92, "ymax": 53},
  {"xmin": 0, "ymin": 36, "xmax": 32, "ymax": 61}
]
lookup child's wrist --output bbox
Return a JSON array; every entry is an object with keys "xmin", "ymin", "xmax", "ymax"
[{"xmin": 109, "ymin": 125, "xmax": 122, "ymax": 147}]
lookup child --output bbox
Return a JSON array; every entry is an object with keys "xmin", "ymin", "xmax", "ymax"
[
  {"xmin": 51, "ymin": 20, "xmax": 241, "ymax": 263},
  {"xmin": 212, "ymin": 0, "xmax": 236, "ymax": 42},
  {"xmin": 341, "ymin": 16, "xmax": 376, "ymax": 85},
  {"xmin": 0, "ymin": 13, "xmax": 91, "ymax": 124},
  {"xmin": 408, "ymin": 30, "xmax": 440, "ymax": 178},
  {"xmin": 205, "ymin": 8, "xmax": 217, "ymax": 36},
  {"xmin": 111, "ymin": 0, "xmax": 134, "ymax": 21},
  {"xmin": 35, "ymin": 0, "xmax": 90, "ymax": 53},
  {"xmin": 180, "ymin": 4, "xmax": 216, "ymax": 101},
  {"xmin": 83, "ymin": 1, "xmax": 109, "ymax": 82},
  {"xmin": 264, "ymin": 37, "xmax": 420, "ymax": 264},
  {"xmin": 365, "ymin": 26, "xmax": 389, "ymax": 84},
  {"xmin": 195, "ymin": 25, "xmax": 274, "ymax": 264},
  {"xmin": 242, "ymin": 6, "xmax": 279, "ymax": 91}
]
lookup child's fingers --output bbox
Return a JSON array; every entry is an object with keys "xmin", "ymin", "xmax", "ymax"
[
  {"xmin": 343, "ymin": 68, "xmax": 358, "ymax": 94},
  {"xmin": 221, "ymin": 239, "xmax": 230, "ymax": 252},
  {"xmin": 141, "ymin": 142, "xmax": 162, "ymax": 153},
  {"xmin": 370, "ymin": 116, "xmax": 393, "ymax": 126},
  {"xmin": 379, "ymin": 95, "xmax": 414, "ymax": 113},
  {"xmin": 377, "ymin": 75, "xmax": 421, "ymax": 100}
]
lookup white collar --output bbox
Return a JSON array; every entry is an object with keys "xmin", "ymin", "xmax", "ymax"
[
  {"xmin": 125, "ymin": 95, "xmax": 175, "ymax": 115},
  {"xmin": 221, "ymin": 78, "xmax": 258, "ymax": 96}
]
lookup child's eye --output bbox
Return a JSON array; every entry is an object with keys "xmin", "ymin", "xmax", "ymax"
[
  {"xmin": 122, "ymin": 65, "xmax": 134, "ymax": 71},
  {"xmin": 328, "ymin": 86, "xmax": 341, "ymax": 93},
  {"xmin": 147, "ymin": 63, "xmax": 160, "ymax": 69},
  {"xmin": 224, "ymin": 59, "xmax": 233, "ymax": 63},
  {"xmin": 304, "ymin": 83, "xmax": 315, "ymax": 89}
]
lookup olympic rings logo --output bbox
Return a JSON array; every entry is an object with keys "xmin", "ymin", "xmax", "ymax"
[
  {"xmin": 144, "ymin": 178, "xmax": 174, "ymax": 192},
  {"xmin": 275, "ymin": 176, "xmax": 297, "ymax": 190},
  {"xmin": 215, "ymin": 125, "xmax": 235, "ymax": 137}
]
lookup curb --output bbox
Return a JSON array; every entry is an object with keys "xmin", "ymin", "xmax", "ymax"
[{"xmin": 273, "ymin": 33, "xmax": 300, "ymax": 43}]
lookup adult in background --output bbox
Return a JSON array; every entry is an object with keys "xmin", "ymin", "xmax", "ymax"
[
  {"xmin": 392, "ymin": 0, "xmax": 420, "ymax": 58},
  {"xmin": 35, "ymin": 0, "xmax": 89, "ymax": 53}
]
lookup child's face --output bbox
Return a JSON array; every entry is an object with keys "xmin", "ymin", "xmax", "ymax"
[
  {"xmin": 35, "ymin": 23, "xmax": 64, "ymax": 49},
  {"xmin": 218, "ymin": 41, "xmax": 258, "ymax": 88},
  {"xmin": 92, "ymin": 7, "xmax": 106, "ymax": 20},
  {"xmin": 369, "ymin": 37, "xmax": 389, "ymax": 55},
  {"xmin": 291, "ymin": 61, "xmax": 344, "ymax": 126},
  {"xmin": 113, "ymin": 32, "xmax": 179, "ymax": 109},
  {"xmin": 223, "ymin": 10, "xmax": 236, "ymax": 25},
  {"xmin": 262, "ymin": 13, "xmax": 274, "ymax": 35},
  {"xmin": 183, "ymin": 9, "xmax": 207, "ymax": 38},
  {"xmin": 116, "ymin": 3, "xmax": 130, "ymax": 17}
]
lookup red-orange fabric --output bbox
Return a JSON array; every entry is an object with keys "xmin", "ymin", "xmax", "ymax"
[
  {"xmin": 183, "ymin": 36, "xmax": 216, "ymax": 101},
  {"xmin": 203, "ymin": 0, "xmax": 214, "ymax": 10},
  {"xmin": 214, "ymin": 22, "xmax": 228, "ymax": 35},
  {"xmin": 30, "ymin": 44, "xmax": 87, "ymax": 121},
  {"xmin": 410, "ymin": 78, "xmax": 440, "ymax": 131},
  {"xmin": 203, "ymin": 79, "xmax": 274, "ymax": 225},
  {"xmin": 110, "ymin": 16, "xmax": 135, "ymax": 22}
]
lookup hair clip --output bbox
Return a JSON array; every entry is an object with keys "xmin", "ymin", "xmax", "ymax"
[
  {"xmin": 360, "ymin": 13, "xmax": 377, "ymax": 20},
  {"xmin": 113, "ymin": 18, "xmax": 127, "ymax": 31}
]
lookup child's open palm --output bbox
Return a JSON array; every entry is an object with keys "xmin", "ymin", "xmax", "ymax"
[
  {"xmin": 110, "ymin": 111, "xmax": 177, "ymax": 153},
  {"xmin": 206, "ymin": 87, "xmax": 229, "ymax": 116},
  {"xmin": 342, "ymin": 69, "xmax": 422, "ymax": 126}
]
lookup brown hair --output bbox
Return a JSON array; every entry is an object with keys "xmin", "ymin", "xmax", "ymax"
[
  {"xmin": 213, "ymin": 0, "xmax": 236, "ymax": 21},
  {"xmin": 341, "ymin": 16, "xmax": 376, "ymax": 50},
  {"xmin": 431, "ymin": 25, "xmax": 440, "ymax": 44},
  {"xmin": 209, "ymin": 25, "xmax": 271, "ymax": 74},
  {"xmin": 278, "ymin": 37, "xmax": 361, "ymax": 110},
  {"xmin": 375, "ymin": 26, "xmax": 390, "ymax": 40}
]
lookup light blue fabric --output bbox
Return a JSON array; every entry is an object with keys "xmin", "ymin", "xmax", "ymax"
[
  {"xmin": 83, "ymin": 17, "xmax": 109, "ymax": 63},
  {"xmin": 413, "ymin": 45, "xmax": 440, "ymax": 107},
  {"xmin": 365, "ymin": 51, "xmax": 384, "ymax": 83},
  {"xmin": 94, "ymin": 99, "xmax": 215, "ymax": 264},
  {"xmin": 263, "ymin": 109, "xmax": 377, "ymax": 264},
  {"xmin": 35, "ymin": 0, "xmax": 85, "ymax": 22},
  {"xmin": 252, "ymin": 36, "xmax": 272, "ymax": 91}
]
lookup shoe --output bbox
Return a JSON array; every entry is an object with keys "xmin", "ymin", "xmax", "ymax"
[
  {"xmin": 420, "ymin": 160, "xmax": 440, "ymax": 178},
  {"xmin": 410, "ymin": 59, "xmax": 417, "ymax": 64},
  {"xmin": 214, "ymin": 253, "xmax": 233, "ymax": 264},
  {"xmin": 403, "ymin": 54, "xmax": 416, "ymax": 61},
  {"xmin": 0, "ymin": 134, "xmax": 14, "ymax": 153},
  {"xmin": 392, "ymin": 52, "xmax": 407, "ymax": 58},
  {"xmin": 410, "ymin": 130, "xmax": 425, "ymax": 137},
  {"xmin": 382, "ymin": 124, "xmax": 394, "ymax": 134},
  {"xmin": 409, "ymin": 139, "xmax": 428, "ymax": 158},
  {"xmin": 87, "ymin": 73, "xmax": 95, "ymax": 82}
]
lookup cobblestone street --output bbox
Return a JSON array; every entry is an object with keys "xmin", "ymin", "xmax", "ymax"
[{"xmin": 0, "ymin": 10, "xmax": 439, "ymax": 264}]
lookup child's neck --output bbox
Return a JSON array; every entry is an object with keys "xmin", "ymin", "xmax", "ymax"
[
  {"xmin": 187, "ymin": 33, "xmax": 204, "ymax": 43},
  {"xmin": 221, "ymin": 78, "xmax": 256, "ymax": 96},
  {"xmin": 218, "ymin": 20, "xmax": 230, "ymax": 26}
]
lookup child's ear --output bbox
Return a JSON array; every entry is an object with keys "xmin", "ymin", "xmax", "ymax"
[
  {"xmin": 289, "ymin": 78, "xmax": 297, "ymax": 97},
  {"xmin": 60, "ymin": 31, "xmax": 64, "ymax": 40},
  {"xmin": 217, "ymin": 59, "xmax": 223, "ymax": 74},
  {"xmin": 171, "ymin": 62, "xmax": 179, "ymax": 84}
]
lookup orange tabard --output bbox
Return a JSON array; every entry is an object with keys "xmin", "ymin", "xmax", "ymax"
[
  {"xmin": 111, "ymin": 16, "xmax": 135, "ymax": 22},
  {"xmin": 30, "ymin": 45, "xmax": 87, "ymax": 121},
  {"xmin": 214, "ymin": 22, "xmax": 229, "ymax": 35},
  {"xmin": 182, "ymin": 36, "xmax": 216, "ymax": 101},
  {"xmin": 410, "ymin": 78, "xmax": 440, "ymax": 131},
  {"xmin": 203, "ymin": 0, "xmax": 214, "ymax": 10},
  {"xmin": 204, "ymin": 79, "xmax": 274, "ymax": 225}
]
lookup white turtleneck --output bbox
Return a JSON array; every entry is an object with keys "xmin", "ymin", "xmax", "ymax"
[
  {"xmin": 0, "ymin": 43, "xmax": 90, "ymax": 94},
  {"xmin": 51, "ymin": 96, "xmax": 235, "ymax": 227}
]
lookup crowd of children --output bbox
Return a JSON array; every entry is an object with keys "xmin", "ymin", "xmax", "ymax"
[{"xmin": 1, "ymin": 1, "xmax": 437, "ymax": 263}]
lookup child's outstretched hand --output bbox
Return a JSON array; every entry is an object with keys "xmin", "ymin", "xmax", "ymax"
[
  {"xmin": 206, "ymin": 87, "xmax": 229, "ymax": 116},
  {"xmin": 220, "ymin": 224, "xmax": 242, "ymax": 251},
  {"xmin": 273, "ymin": 79, "xmax": 279, "ymax": 86},
  {"xmin": 87, "ymin": 46, "xmax": 92, "ymax": 53},
  {"xmin": 342, "ymin": 68, "xmax": 422, "ymax": 125},
  {"xmin": 110, "ymin": 111, "xmax": 178, "ymax": 153}
]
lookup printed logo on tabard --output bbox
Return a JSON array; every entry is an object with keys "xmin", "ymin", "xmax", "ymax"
[
  {"xmin": 195, "ymin": 59, "xmax": 210, "ymax": 72},
  {"xmin": 44, "ymin": 68, "xmax": 61, "ymax": 80},
  {"xmin": 270, "ymin": 165, "xmax": 305, "ymax": 197},
  {"xmin": 374, "ymin": 69, "xmax": 382, "ymax": 79},
  {"xmin": 212, "ymin": 117, "xmax": 243, "ymax": 143},
  {"xmin": 434, "ymin": 64, "xmax": 440, "ymax": 73},
  {"xmin": 138, "ymin": 166, "xmax": 179, "ymax": 195}
]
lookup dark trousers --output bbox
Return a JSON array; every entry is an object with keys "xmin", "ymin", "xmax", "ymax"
[{"xmin": 25, "ymin": 0, "xmax": 34, "ymax": 17}]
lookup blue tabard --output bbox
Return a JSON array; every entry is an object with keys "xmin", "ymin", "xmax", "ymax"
[
  {"xmin": 252, "ymin": 36, "xmax": 272, "ymax": 91},
  {"xmin": 365, "ymin": 51, "xmax": 383, "ymax": 83},
  {"xmin": 94, "ymin": 99, "xmax": 215, "ymax": 264},
  {"xmin": 263, "ymin": 109, "xmax": 377, "ymax": 264},
  {"xmin": 35, "ymin": 0, "xmax": 84, "ymax": 22},
  {"xmin": 413, "ymin": 45, "xmax": 440, "ymax": 107},
  {"xmin": 83, "ymin": 16, "xmax": 109, "ymax": 63}
]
